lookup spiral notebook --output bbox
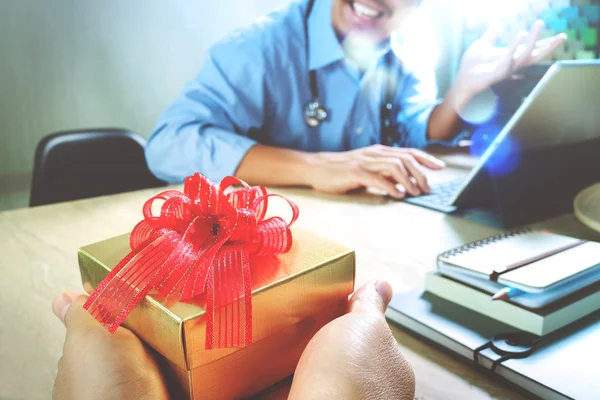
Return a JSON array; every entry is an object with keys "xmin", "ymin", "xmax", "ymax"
[{"xmin": 437, "ymin": 229, "xmax": 600, "ymax": 293}]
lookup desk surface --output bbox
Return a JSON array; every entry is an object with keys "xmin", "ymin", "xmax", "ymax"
[{"xmin": 1, "ymin": 156, "xmax": 598, "ymax": 400}]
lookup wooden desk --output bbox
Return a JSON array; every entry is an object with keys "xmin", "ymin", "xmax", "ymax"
[{"xmin": 1, "ymin": 160, "xmax": 598, "ymax": 399}]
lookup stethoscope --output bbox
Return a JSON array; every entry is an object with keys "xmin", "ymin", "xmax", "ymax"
[{"xmin": 302, "ymin": 0, "xmax": 400, "ymax": 146}]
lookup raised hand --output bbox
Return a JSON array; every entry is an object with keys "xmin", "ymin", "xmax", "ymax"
[{"xmin": 454, "ymin": 20, "xmax": 567, "ymax": 107}]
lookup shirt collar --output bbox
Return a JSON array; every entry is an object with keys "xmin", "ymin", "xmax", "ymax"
[{"xmin": 307, "ymin": 0, "xmax": 345, "ymax": 71}]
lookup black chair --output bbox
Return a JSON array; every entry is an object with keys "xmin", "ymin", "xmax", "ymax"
[{"xmin": 30, "ymin": 128, "xmax": 167, "ymax": 207}]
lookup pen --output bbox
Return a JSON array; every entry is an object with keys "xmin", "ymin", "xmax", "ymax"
[{"xmin": 491, "ymin": 287, "xmax": 524, "ymax": 301}]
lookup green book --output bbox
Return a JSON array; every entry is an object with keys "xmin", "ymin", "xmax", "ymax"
[{"xmin": 425, "ymin": 272, "xmax": 600, "ymax": 336}]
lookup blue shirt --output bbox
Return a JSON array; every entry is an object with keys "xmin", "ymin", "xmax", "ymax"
[{"xmin": 146, "ymin": 0, "xmax": 439, "ymax": 184}]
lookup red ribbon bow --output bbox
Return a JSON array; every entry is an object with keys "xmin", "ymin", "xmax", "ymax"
[{"xmin": 83, "ymin": 173, "xmax": 299, "ymax": 349}]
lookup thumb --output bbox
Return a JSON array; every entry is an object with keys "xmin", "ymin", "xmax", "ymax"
[
  {"xmin": 348, "ymin": 280, "xmax": 393, "ymax": 315},
  {"xmin": 52, "ymin": 291, "xmax": 97, "ymax": 331}
]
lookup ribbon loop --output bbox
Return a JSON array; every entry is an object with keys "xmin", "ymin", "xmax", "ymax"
[
  {"xmin": 252, "ymin": 194, "xmax": 300, "ymax": 229},
  {"xmin": 83, "ymin": 173, "xmax": 298, "ymax": 349}
]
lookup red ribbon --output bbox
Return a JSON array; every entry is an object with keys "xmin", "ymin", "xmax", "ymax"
[{"xmin": 83, "ymin": 173, "xmax": 299, "ymax": 349}]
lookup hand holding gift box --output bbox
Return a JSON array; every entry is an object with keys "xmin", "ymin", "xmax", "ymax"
[
  {"xmin": 52, "ymin": 280, "xmax": 415, "ymax": 400},
  {"xmin": 75, "ymin": 173, "xmax": 357, "ymax": 399}
]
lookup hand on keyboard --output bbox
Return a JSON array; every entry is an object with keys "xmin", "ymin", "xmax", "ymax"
[
  {"xmin": 308, "ymin": 145, "xmax": 446, "ymax": 199},
  {"xmin": 401, "ymin": 178, "xmax": 465, "ymax": 213}
]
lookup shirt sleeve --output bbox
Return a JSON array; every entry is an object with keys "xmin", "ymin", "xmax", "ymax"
[
  {"xmin": 394, "ymin": 64, "xmax": 440, "ymax": 149},
  {"xmin": 145, "ymin": 36, "xmax": 266, "ymax": 184}
]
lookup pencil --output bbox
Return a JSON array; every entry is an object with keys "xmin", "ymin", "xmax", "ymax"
[{"xmin": 491, "ymin": 287, "xmax": 515, "ymax": 301}]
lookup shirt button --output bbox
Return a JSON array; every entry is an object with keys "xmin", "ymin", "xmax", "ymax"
[{"xmin": 355, "ymin": 127, "xmax": 363, "ymax": 135}]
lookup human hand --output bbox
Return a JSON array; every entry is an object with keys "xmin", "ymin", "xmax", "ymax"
[
  {"xmin": 52, "ymin": 291, "xmax": 169, "ymax": 400},
  {"xmin": 289, "ymin": 280, "xmax": 415, "ymax": 400},
  {"xmin": 454, "ymin": 20, "xmax": 567, "ymax": 109},
  {"xmin": 308, "ymin": 145, "xmax": 445, "ymax": 198}
]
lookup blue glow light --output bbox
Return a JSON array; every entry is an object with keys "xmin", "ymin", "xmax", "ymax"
[
  {"xmin": 468, "ymin": 121, "xmax": 505, "ymax": 157},
  {"xmin": 482, "ymin": 134, "xmax": 522, "ymax": 177}
]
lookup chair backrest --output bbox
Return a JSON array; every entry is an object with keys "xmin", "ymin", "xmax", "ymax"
[{"xmin": 30, "ymin": 128, "xmax": 167, "ymax": 207}]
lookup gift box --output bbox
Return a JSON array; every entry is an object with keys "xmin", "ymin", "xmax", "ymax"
[{"xmin": 77, "ymin": 174, "xmax": 355, "ymax": 399}]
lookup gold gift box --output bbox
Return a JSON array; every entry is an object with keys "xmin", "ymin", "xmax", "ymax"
[{"xmin": 78, "ymin": 228, "xmax": 355, "ymax": 399}]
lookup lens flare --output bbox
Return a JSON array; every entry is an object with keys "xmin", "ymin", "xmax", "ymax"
[
  {"xmin": 483, "ymin": 134, "xmax": 522, "ymax": 177},
  {"xmin": 391, "ymin": 7, "xmax": 441, "ymax": 71},
  {"xmin": 468, "ymin": 121, "xmax": 505, "ymax": 156}
]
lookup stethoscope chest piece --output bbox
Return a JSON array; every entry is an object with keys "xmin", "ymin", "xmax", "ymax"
[{"xmin": 303, "ymin": 100, "xmax": 328, "ymax": 127}]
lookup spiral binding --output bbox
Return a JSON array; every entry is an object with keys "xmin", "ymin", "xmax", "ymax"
[{"xmin": 439, "ymin": 227, "xmax": 534, "ymax": 259}]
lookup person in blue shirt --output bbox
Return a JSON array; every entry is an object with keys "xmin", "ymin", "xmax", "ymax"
[{"xmin": 146, "ymin": 0, "xmax": 565, "ymax": 199}]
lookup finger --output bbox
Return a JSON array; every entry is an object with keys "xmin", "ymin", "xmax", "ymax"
[
  {"xmin": 349, "ymin": 280, "xmax": 393, "ymax": 315},
  {"xmin": 533, "ymin": 33, "xmax": 567, "ymax": 52},
  {"xmin": 504, "ymin": 31, "xmax": 528, "ymax": 75},
  {"xmin": 528, "ymin": 34, "xmax": 567, "ymax": 51},
  {"xmin": 375, "ymin": 146, "xmax": 445, "ymax": 170},
  {"xmin": 514, "ymin": 20, "xmax": 544, "ymax": 69},
  {"xmin": 529, "ymin": 33, "xmax": 567, "ymax": 64},
  {"xmin": 481, "ymin": 22, "xmax": 503, "ymax": 44},
  {"xmin": 357, "ymin": 171, "xmax": 405, "ymax": 199},
  {"xmin": 402, "ymin": 157, "xmax": 430, "ymax": 194},
  {"xmin": 405, "ymin": 149, "xmax": 446, "ymax": 170},
  {"xmin": 371, "ymin": 151, "xmax": 433, "ymax": 194},
  {"xmin": 53, "ymin": 291, "xmax": 99, "ymax": 333},
  {"xmin": 365, "ymin": 159, "xmax": 420, "ymax": 196},
  {"xmin": 52, "ymin": 291, "xmax": 85, "ymax": 325}
]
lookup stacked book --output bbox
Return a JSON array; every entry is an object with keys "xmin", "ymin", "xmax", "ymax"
[
  {"xmin": 386, "ymin": 229, "xmax": 600, "ymax": 399},
  {"xmin": 426, "ymin": 229, "xmax": 600, "ymax": 336}
]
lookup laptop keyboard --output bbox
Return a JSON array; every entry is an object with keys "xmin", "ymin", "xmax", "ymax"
[{"xmin": 402, "ymin": 178, "xmax": 465, "ymax": 213}]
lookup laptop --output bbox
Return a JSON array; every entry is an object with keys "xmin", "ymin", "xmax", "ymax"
[
  {"xmin": 386, "ymin": 290, "xmax": 600, "ymax": 400},
  {"xmin": 403, "ymin": 60, "xmax": 600, "ymax": 228}
]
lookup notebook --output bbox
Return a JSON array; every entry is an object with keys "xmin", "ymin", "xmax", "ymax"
[
  {"xmin": 386, "ymin": 290, "xmax": 600, "ymax": 400},
  {"xmin": 437, "ymin": 229, "xmax": 600, "ymax": 293},
  {"xmin": 425, "ymin": 272, "xmax": 600, "ymax": 335}
]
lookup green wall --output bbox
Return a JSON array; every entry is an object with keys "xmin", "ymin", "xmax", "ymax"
[{"xmin": 0, "ymin": 0, "xmax": 291, "ymax": 176}]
